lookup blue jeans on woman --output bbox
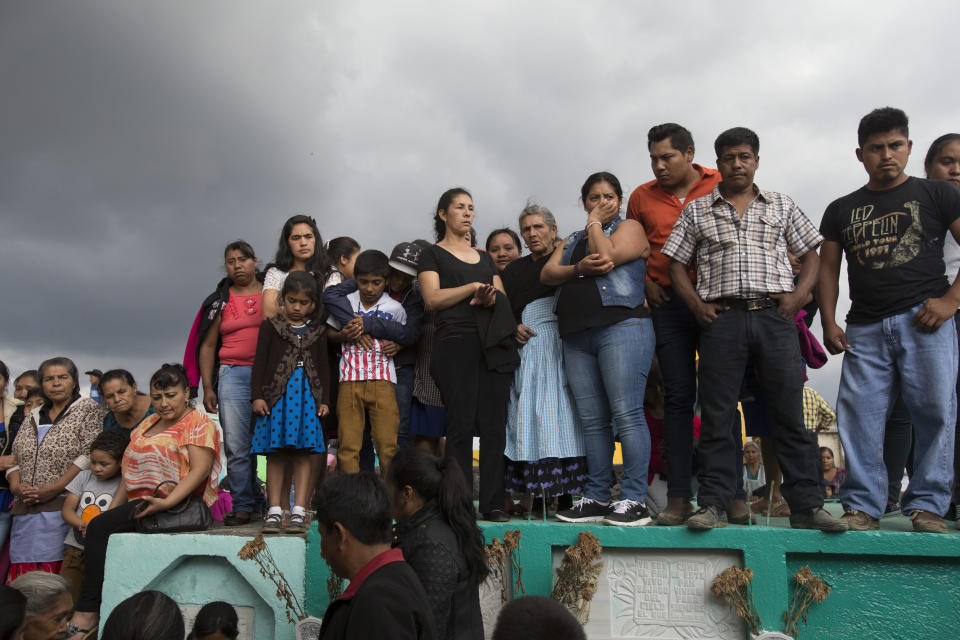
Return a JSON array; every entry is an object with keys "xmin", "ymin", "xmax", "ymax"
[
  {"xmin": 562, "ymin": 317, "xmax": 655, "ymax": 503},
  {"xmin": 837, "ymin": 305, "xmax": 958, "ymax": 519},
  {"xmin": 218, "ymin": 364, "xmax": 261, "ymax": 512}
]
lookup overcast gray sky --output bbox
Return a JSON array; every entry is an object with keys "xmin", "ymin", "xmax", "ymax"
[{"xmin": 3, "ymin": 1, "xmax": 959, "ymax": 405}]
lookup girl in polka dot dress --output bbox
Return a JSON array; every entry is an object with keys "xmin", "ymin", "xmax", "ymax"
[{"xmin": 250, "ymin": 272, "xmax": 331, "ymax": 534}]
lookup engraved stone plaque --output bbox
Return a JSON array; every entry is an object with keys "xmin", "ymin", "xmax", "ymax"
[{"xmin": 552, "ymin": 548, "xmax": 744, "ymax": 639}]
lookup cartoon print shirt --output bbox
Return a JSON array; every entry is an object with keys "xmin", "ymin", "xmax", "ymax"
[
  {"xmin": 64, "ymin": 469, "xmax": 121, "ymax": 549},
  {"xmin": 820, "ymin": 177, "xmax": 960, "ymax": 324}
]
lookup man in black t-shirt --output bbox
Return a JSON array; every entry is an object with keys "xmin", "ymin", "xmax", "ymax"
[{"xmin": 818, "ymin": 107, "xmax": 960, "ymax": 534}]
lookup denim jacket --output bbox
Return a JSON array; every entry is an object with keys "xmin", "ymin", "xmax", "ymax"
[{"xmin": 556, "ymin": 216, "xmax": 647, "ymax": 309}]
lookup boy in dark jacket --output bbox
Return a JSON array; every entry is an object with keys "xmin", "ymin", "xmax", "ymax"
[{"xmin": 317, "ymin": 473, "xmax": 436, "ymax": 640}]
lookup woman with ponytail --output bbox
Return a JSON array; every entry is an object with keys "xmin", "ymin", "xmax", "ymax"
[{"xmin": 387, "ymin": 448, "xmax": 487, "ymax": 640}]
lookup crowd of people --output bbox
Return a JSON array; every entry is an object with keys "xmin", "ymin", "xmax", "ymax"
[{"xmin": 1, "ymin": 105, "xmax": 959, "ymax": 638}]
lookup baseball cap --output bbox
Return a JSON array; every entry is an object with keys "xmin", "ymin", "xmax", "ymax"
[{"xmin": 388, "ymin": 242, "xmax": 423, "ymax": 277}]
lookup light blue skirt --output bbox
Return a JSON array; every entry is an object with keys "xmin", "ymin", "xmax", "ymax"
[
  {"xmin": 505, "ymin": 297, "xmax": 585, "ymax": 462},
  {"xmin": 10, "ymin": 511, "xmax": 68, "ymax": 564}
]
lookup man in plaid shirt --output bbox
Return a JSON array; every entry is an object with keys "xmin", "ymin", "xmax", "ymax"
[
  {"xmin": 663, "ymin": 127, "xmax": 846, "ymax": 532},
  {"xmin": 802, "ymin": 386, "xmax": 836, "ymax": 432}
]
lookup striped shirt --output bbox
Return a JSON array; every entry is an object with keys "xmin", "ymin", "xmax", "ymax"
[
  {"xmin": 663, "ymin": 185, "xmax": 822, "ymax": 301},
  {"xmin": 329, "ymin": 291, "xmax": 406, "ymax": 383}
]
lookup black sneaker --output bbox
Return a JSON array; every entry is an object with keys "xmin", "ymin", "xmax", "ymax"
[
  {"xmin": 555, "ymin": 498, "xmax": 612, "ymax": 523},
  {"xmin": 687, "ymin": 505, "xmax": 728, "ymax": 530},
  {"xmin": 602, "ymin": 500, "xmax": 653, "ymax": 527}
]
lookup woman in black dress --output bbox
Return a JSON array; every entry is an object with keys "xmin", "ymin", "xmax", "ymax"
[{"xmin": 417, "ymin": 188, "xmax": 519, "ymax": 522}]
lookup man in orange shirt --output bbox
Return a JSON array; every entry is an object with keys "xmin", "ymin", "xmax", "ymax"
[{"xmin": 627, "ymin": 123, "xmax": 750, "ymax": 526}]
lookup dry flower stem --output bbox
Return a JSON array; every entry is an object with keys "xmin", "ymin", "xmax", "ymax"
[
  {"xmin": 237, "ymin": 534, "xmax": 306, "ymax": 623},
  {"xmin": 783, "ymin": 565, "xmax": 831, "ymax": 637},
  {"xmin": 710, "ymin": 566, "xmax": 762, "ymax": 635}
]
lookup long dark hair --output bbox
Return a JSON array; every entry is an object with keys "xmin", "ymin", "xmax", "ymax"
[
  {"xmin": 187, "ymin": 601, "xmax": 239, "ymax": 640},
  {"xmin": 267, "ymin": 215, "xmax": 330, "ymax": 278},
  {"xmin": 387, "ymin": 448, "xmax": 489, "ymax": 584},
  {"xmin": 101, "ymin": 590, "xmax": 184, "ymax": 640},
  {"xmin": 432, "ymin": 188, "xmax": 472, "ymax": 242}
]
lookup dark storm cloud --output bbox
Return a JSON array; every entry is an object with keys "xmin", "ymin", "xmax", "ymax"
[{"xmin": 2, "ymin": 0, "xmax": 960, "ymax": 401}]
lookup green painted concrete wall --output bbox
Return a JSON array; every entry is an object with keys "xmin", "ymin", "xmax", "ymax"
[
  {"xmin": 303, "ymin": 519, "xmax": 960, "ymax": 638},
  {"xmin": 102, "ymin": 532, "xmax": 306, "ymax": 640}
]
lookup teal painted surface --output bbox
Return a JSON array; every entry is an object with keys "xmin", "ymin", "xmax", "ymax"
[
  {"xmin": 304, "ymin": 529, "xmax": 331, "ymax": 617},
  {"xmin": 149, "ymin": 556, "xmax": 276, "ymax": 639},
  {"xmin": 787, "ymin": 554, "xmax": 960, "ymax": 639},
  {"xmin": 305, "ymin": 514, "xmax": 960, "ymax": 635},
  {"xmin": 102, "ymin": 532, "xmax": 306, "ymax": 640}
]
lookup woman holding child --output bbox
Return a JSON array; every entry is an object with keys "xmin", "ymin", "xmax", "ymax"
[
  {"xmin": 418, "ymin": 188, "xmax": 519, "ymax": 522},
  {"xmin": 68, "ymin": 363, "xmax": 220, "ymax": 637}
]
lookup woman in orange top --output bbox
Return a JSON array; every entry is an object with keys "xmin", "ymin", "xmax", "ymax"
[{"xmin": 67, "ymin": 363, "xmax": 221, "ymax": 638}]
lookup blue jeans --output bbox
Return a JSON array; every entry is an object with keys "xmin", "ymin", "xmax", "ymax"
[
  {"xmin": 218, "ymin": 364, "xmax": 260, "ymax": 512},
  {"xmin": 562, "ymin": 317, "xmax": 655, "ymax": 503},
  {"xmin": 395, "ymin": 365, "xmax": 415, "ymax": 450},
  {"xmin": 838, "ymin": 305, "xmax": 958, "ymax": 518}
]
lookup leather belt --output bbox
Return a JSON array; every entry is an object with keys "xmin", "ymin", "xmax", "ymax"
[{"xmin": 715, "ymin": 297, "xmax": 778, "ymax": 311}]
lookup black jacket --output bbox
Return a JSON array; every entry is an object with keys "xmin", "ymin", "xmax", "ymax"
[
  {"xmin": 394, "ymin": 504, "xmax": 483, "ymax": 640},
  {"xmin": 319, "ymin": 556, "xmax": 436, "ymax": 640}
]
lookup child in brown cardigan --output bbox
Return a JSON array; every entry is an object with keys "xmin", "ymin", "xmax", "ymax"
[{"xmin": 250, "ymin": 272, "xmax": 330, "ymax": 534}]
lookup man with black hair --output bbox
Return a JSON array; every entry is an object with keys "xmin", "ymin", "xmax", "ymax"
[
  {"xmin": 664, "ymin": 127, "xmax": 846, "ymax": 532},
  {"xmin": 317, "ymin": 473, "xmax": 436, "ymax": 640},
  {"xmin": 819, "ymin": 108, "xmax": 960, "ymax": 533},
  {"xmin": 627, "ymin": 123, "xmax": 752, "ymax": 526}
]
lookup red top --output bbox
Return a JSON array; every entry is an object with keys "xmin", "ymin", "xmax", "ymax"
[
  {"xmin": 340, "ymin": 548, "xmax": 405, "ymax": 600},
  {"xmin": 626, "ymin": 164, "xmax": 721, "ymax": 286},
  {"xmin": 218, "ymin": 292, "xmax": 262, "ymax": 365}
]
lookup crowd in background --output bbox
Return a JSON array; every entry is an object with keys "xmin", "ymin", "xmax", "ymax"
[{"xmin": 2, "ymin": 106, "xmax": 960, "ymax": 639}]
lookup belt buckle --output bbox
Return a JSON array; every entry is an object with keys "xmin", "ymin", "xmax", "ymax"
[{"xmin": 745, "ymin": 298, "xmax": 765, "ymax": 311}]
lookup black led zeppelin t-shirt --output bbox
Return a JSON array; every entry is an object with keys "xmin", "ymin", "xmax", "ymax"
[{"xmin": 820, "ymin": 177, "xmax": 960, "ymax": 324}]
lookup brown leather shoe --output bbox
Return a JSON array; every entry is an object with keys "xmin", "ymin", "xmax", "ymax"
[
  {"xmin": 841, "ymin": 509, "xmax": 879, "ymax": 531},
  {"xmin": 655, "ymin": 497, "xmax": 693, "ymax": 526},
  {"xmin": 909, "ymin": 509, "xmax": 948, "ymax": 534},
  {"xmin": 767, "ymin": 498, "xmax": 791, "ymax": 517},
  {"xmin": 727, "ymin": 499, "xmax": 756, "ymax": 525}
]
